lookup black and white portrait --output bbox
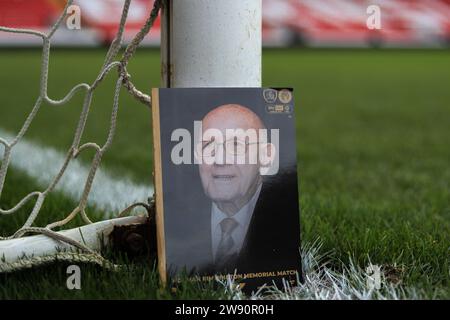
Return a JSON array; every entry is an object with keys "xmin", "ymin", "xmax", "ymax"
[{"xmin": 152, "ymin": 88, "xmax": 302, "ymax": 291}]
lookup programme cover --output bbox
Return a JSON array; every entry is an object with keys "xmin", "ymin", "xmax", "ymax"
[{"xmin": 152, "ymin": 88, "xmax": 302, "ymax": 293}]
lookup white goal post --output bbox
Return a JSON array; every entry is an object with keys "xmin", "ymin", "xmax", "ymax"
[{"xmin": 161, "ymin": 0, "xmax": 262, "ymax": 88}]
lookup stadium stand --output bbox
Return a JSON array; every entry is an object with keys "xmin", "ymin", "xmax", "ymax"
[
  {"xmin": 0, "ymin": 0, "xmax": 449, "ymax": 47},
  {"xmin": 264, "ymin": 0, "xmax": 450, "ymax": 47}
]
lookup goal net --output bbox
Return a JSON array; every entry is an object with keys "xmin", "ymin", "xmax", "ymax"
[{"xmin": 0, "ymin": 0, "xmax": 162, "ymax": 270}]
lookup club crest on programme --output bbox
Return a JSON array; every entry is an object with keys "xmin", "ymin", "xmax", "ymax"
[{"xmin": 263, "ymin": 89, "xmax": 278, "ymax": 103}]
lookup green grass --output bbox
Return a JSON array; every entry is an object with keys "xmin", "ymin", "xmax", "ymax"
[{"xmin": 1, "ymin": 48, "xmax": 449, "ymax": 299}]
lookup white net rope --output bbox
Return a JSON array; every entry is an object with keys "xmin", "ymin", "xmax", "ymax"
[{"xmin": 0, "ymin": 0, "xmax": 162, "ymax": 268}]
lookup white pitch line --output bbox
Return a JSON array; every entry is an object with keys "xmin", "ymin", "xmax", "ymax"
[{"xmin": 0, "ymin": 129, "xmax": 153, "ymax": 218}]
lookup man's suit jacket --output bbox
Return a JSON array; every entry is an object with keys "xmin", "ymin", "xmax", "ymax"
[{"xmin": 168, "ymin": 172, "xmax": 301, "ymax": 291}]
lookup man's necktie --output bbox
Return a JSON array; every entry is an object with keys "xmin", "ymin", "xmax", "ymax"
[{"xmin": 215, "ymin": 217, "xmax": 239, "ymax": 268}]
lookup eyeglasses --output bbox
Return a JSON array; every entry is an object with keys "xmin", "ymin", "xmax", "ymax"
[{"xmin": 197, "ymin": 138, "xmax": 260, "ymax": 158}]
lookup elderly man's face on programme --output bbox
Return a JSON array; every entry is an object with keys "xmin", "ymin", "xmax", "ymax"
[{"xmin": 197, "ymin": 104, "xmax": 273, "ymax": 214}]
